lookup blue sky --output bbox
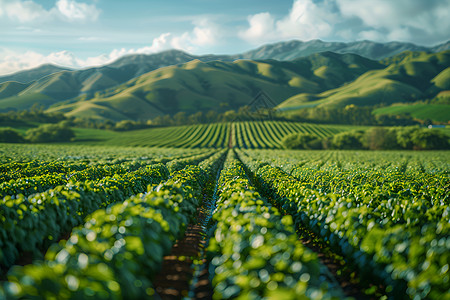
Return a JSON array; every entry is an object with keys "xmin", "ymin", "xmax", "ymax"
[{"xmin": 0, "ymin": 0, "xmax": 449, "ymax": 75}]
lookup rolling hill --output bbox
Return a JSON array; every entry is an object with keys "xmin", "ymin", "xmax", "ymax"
[
  {"xmin": 278, "ymin": 51, "xmax": 450, "ymax": 111},
  {"xmin": 0, "ymin": 50, "xmax": 237, "ymax": 112},
  {"xmin": 0, "ymin": 64, "xmax": 71, "ymax": 84},
  {"xmin": 0, "ymin": 39, "xmax": 448, "ymax": 121},
  {"xmin": 44, "ymin": 52, "xmax": 384, "ymax": 120},
  {"xmin": 373, "ymin": 103, "xmax": 450, "ymax": 123}
]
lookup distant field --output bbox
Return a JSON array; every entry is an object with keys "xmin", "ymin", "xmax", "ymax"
[
  {"xmin": 77, "ymin": 121, "xmax": 362, "ymax": 148},
  {"xmin": 373, "ymin": 103, "xmax": 450, "ymax": 123}
]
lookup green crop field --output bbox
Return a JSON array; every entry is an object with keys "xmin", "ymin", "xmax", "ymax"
[
  {"xmin": 0, "ymin": 143, "xmax": 448, "ymax": 299},
  {"xmin": 74, "ymin": 121, "xmax": 359, "ymax": 149}
]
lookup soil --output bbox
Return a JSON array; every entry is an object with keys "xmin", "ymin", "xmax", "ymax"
[{"xmin": 153, "ymin": 194, "xmax": 216, "ymax": 299}]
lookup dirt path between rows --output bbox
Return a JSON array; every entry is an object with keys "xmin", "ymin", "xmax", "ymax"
[
  {"xmin": 152, "ymin": 208, "xmax": 212, "ymax": 299},
  {"xmin": 153, "ymin": 174, "xmax": 220, "ymax": 300}
]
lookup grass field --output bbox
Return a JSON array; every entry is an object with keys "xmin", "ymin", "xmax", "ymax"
[{"xmin": 373, "ymin": 103, "xmax": 450, "ymax": 123}]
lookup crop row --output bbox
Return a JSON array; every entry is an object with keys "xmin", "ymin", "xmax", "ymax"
[
  {"xmin": 0, "ymin": 147, "xmax": 212, "ymax": 184},
  {"xmin": 0, "ymin": 150, "xmax": 226, "ymax": 299},
  {"xmin": 0, "ymin": 144, "xmax": 208, "ymax": 165},
  {"xmin": 243, "ymin": 149, "xmax": 450, "ymax": 174},
  {"xmin": 237, "ymin": 150, "xmax": 450, "ymax": 299},
  {"xmin": 0, "ymin": 149, "xmax": 220, "ymax": 269},
  {"xmin": 0, "ymin": 164, "xmax": 169, "ymax": 270},
  {"xmin": 99, "ymin": 121, "xmax": 345, "ymax": 149},
  {"xmin": 207, "ymin": 151, "xmax": 339, "ymax": 299},
  {"xmin": 0, "ymin": 162, "xmax": 150, "ymax": 199},
  {"xmin": 231, "ymin": 121, "xmax": 339, "ymax": 149}
]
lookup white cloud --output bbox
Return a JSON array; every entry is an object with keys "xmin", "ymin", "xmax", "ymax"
[
  {"xmin": 55, "ymin": 0, "xmax": 100, "ymax": 22},
  {"xmin": 239, "ymin": 0, "xmax": 337, "ymax": 44},
  {"xmin": 0, "ymin": 0, "xmax": 49, "ymax": 22},
  {"xmin": 276, "ymin": 0, "xmax": 336, "ymax": 40},
  {"xmin": 0, "ymin": 48, "xmax": 83, "ymax": 75},
  {"xmin": 0, "ymin": 0, "xmax": 100, "ymax": 23},
  {"xmin": 336, "ymin": 0, "xmax": 450, "ymax": 42},
  {"xmin": 239, "ymin": 0, "xmax": 450, "ymax": 45},
  {"xmin": 0, "ymin": 20, "xmax": 222, "ymax": 76},
  {"xmin": 239, "ymin": 13, "xmax": 276, "ymax": 43},
  {"xmin": 191, "ymin": 19, "xmax": 218, "ymax": 46}
]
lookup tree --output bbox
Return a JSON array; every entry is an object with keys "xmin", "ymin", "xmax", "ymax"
[
  {"xmin": 411, "ymin": 129, "xmax": 449, "ymax": 150},
  {"xmin": 114, "ymin": 120, "xmax": 136, "ymax": 131},
  {"xmin": 363, "ymin": 127, "xmax": 399, "ymax": 150},
  {"xmin": 331, "ymin": 131, "xmax": 364, "ymax": 149},
  {"xmin": 25, "ymin": 123, "xmax": 75, "ymax": 143},
  {"xmin": 395, "ymin": 127, "xmax": 418, "ymax": 149},
  {"xmin": 173, "ymin": 112, "xmax": 187, "ymax": 126},
  {"xmin": 282, "ymin": 133, "xmax": 322, "ymax": 150},
  {"xmin": 0, "ymin": 128, "xmax": 24, "ymax": 143}
]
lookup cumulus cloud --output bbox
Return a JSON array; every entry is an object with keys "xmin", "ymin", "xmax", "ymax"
[
  {"xmin": 0, "ymin": 0, "xmax": 49, "ymax": 22},
  {"xmin": 276, "ymin": 0, "xmax": 336, "ymax": 40},
  {"xmin": 55, "ymin": 0, "xmax": 100, "ymax": 22},
  {"xmin": 0, "ymin": 48, "xmax": 85, "ymax": 75},
  {"xmin": 0, "ymin": 0, "xmax": 101, "ymax": 23},
  {"xmin": 239, "ymin": 0, "xmax": 450, "ymax": 45},
  {"xmin": 239, "ymin": 13, "xmax": 276, "ymax": 43},
  {"xmin": 336, "ymin": 0, "xmax": 450, "ymax": 42},
  {"xmin": 0, "ymin": 19, "xmax": 222, "ymax": 75},
  {"xmin": 239, "ymin": 0, "xmax": 337, "ymax": 44}
]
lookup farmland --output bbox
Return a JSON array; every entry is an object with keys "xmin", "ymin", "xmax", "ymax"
[
  {"xmin": 0, "ymin": 143, "xmax": 448, "ymax": 299},
  {"xmin": 74, "ymin": 121, "xmax": 357, "ymax": 148}
]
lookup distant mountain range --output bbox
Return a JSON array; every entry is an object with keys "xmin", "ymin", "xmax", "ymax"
[
  {"xmin": 0, "ymin": 39, "xmax": 448, "ymax": 121},
  {"xmin": 239, "ymin": 39, "xmax": 450, "ymax": 61},
  {"xmin": 1, "ymin": 39, "xmax": 448, "ymax": 85}
]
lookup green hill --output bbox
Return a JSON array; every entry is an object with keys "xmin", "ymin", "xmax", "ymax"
[
  {"xmin": 0, "ymin": 50, "xmax": 236, "ymax": 112},
  {"xmin": 278, "ymin": 51, "xmax": 450, "ymax": 111},
  {"xmin": 373, "ymin": 103, "xmax": 450, "ymax": 123},
  {"xmin": 0, "ymin": 64, "xmax": 71, "ymax": 84},
  {"xmin": 0, "ymin": 47, "xmax": 448, "ymax": 122},
  {"xmin": 45, "ymin": 52, "xmax": 380, "ymax": 120}
]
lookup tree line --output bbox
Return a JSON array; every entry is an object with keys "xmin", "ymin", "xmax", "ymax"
[{"xmin": 282, "ymin": 127, "xmax": 450, "ymax": 150}]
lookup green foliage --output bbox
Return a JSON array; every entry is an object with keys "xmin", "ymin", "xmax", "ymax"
[
  {"xmin": 410, "ymin": 129, "xmax": 450, "ymax": 150},
  {"xmin": 25, "ymin": 122, "xmax": 75, "ymax": 143},
  {"xmin": 362, "ymin": 127, "xmax": 450, "ymax": 150},
  {"xmin": 373, "ymin": 103, "xmax": 450, "ymax": 123},
  {"xmin": 0, "ymin": 147, "xmax": 225, "ymax": 299},
  {"xmin": 0, "ymin": 105, "xmax": 66, "ymax": 126},
  {"xmin": 362, "ymin": 127, "xmax": 400, "ymax": 150},
  {"xmin": 101, "ymin": 121, "xmax": 350, "ymax": 149},
  {"xmin": 113, "ymin": 120, "xmax": 149, "ymax": 131},
  {"xmin": 0, "ymin": 128, "xmax": 24, "ymax": 143},
  {"xmin": 208, "ymin": 151, "xmax": 337, "ymax": 298},
  {"xmin": 237, "ymin": 149, "xmax": 450, "ymax": 299},
  {"xmin": 331, "ymin": 130, "xmax": 364, "ymax": 149},
  {"xmin": 0, "ymin": 163, "xmax": 170, "ymax": 269},
  {"xmin": 282, "ymin": 133, "xmax": 322, "ymax": 149}
]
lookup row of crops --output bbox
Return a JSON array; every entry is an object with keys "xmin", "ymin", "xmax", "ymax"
[
  {"xmin": 100, "ymin": 121, "xmax": 349, "ymax": 148},
  {"xmin": 0, "ymin": 144, "xmax": 449, "ymax": 299}
]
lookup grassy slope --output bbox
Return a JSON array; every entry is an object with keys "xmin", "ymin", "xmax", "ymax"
[
  {"xmin": 0, "ymin": 52, "xmax": 382, "ymax": 121},
  {"xmin": 278, "ymin": 51, "xmax": 450, "ymax": 110},
  {"xmin": 373, "ymin": 104, "xmax": 450, "ymax": 122},
  {"xmin": 54, "ymin": 52, "xmax": 379, "ymax": 121},
  {"xmin": 1, "ymin": 50, "xmax": 448, "ymax": 121}
]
